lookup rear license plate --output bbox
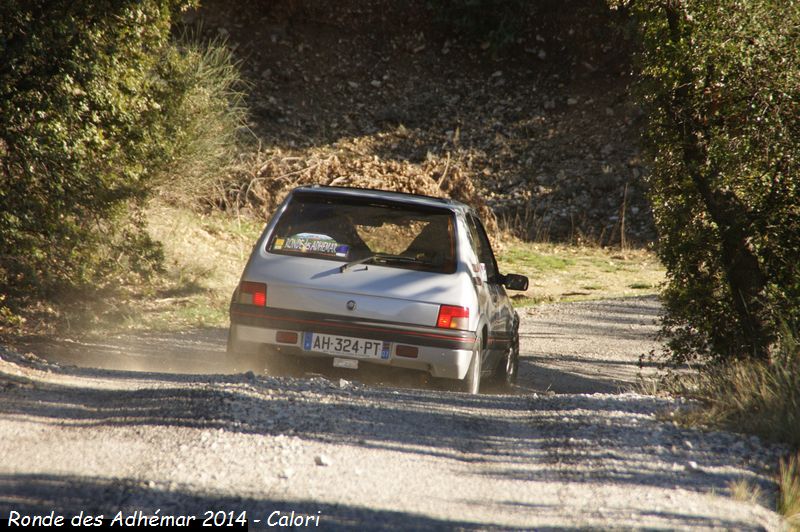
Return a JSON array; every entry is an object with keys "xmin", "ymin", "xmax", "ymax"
[{"xmin": 302, "ymin": 332, "xmax": 389, "ymax": 359}]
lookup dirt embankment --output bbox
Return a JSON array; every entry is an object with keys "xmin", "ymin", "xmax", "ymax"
[{"xmin": 191, "ymin": 0, "xmax": 654, "ymax": 245}]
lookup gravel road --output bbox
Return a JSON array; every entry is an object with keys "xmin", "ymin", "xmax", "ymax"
[{"xmin": 0, "ymin": 297, "xmax": 787, "ymax": 530}]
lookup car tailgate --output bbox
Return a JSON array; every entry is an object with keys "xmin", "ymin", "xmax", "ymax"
[{"xmin": 246, "ymin": 255, "xmax": 473, "ymax": 329}]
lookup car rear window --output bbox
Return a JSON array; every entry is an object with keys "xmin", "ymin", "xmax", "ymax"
[{"xmin": 267, "ymin": 193, "xmax": 456, "ymax": 273}]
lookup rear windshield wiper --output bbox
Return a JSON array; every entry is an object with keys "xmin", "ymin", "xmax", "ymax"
[{"xmin": 339, "ymin": 253, "xmax": 429, "ymax": 273}]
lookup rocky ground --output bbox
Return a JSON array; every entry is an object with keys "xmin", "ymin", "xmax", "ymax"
[{"xmin": 0, "ymin": 298, "xmax": 787, "ymax": 530}]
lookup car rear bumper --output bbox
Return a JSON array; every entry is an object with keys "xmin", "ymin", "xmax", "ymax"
[{"xmin": 229, "ymin": 304, "xmax": 477, "ymax": 379}]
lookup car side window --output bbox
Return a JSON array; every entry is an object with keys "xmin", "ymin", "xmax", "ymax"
[{"xmin": 467, "ymin": 215, "xmax": 499, "ymax": 282}]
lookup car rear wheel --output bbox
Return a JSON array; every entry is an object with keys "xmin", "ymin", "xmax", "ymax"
[
  {"xmin": 461, "ymin": 336, "xmax": 482, "ymax": 394},
  {"xmin": 489, "ymin": 331, "xmax": 519, "ymax": 389}
]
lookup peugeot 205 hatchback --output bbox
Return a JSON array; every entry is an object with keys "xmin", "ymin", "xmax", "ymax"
[{"xmin": 227, "ymin": 186, "xmax": 528, "ymax": 394}]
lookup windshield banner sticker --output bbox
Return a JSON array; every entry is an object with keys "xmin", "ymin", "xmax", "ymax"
[{"xmin": 274, "ymin": 233, "xmax": 349, "ymax": 258}]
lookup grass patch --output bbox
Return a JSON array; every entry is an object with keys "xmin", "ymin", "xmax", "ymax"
[
  {"xmin": 14, "ymin": 203, "xmax": 267, "ymax": 336},
  {"xmin": 35, "ymin": 204, "xmax": 264, "ymax": 335},
  {"xmin": 11, "ymin": 218, "xmax": 661, "ymax": 334},
  {"xmin": 138, "ymin": 220, "xmax": 663, "ymax": 325},
  {"xmin": 501, "ymin": 247, "xmax": 574, "ymax": 271},
  {"xmin": 496, "ymin": 240, "xmax": 664, "ymax": 306},
  {"xmin": 510, "ymin": 294, "xmax": 555, "ymax": 307}
]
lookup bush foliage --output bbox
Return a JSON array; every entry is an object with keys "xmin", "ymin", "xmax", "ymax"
[
  {"xmin": 0, "ymin": 1, "xmax": 245, "ymax": 307},
  {"xmin": 0, "ymin": 0, "xmax": 187, "ymax": 298},
  {"xmin": 635, "ymin": 0, "xmax": 800, "ymax": 364}
]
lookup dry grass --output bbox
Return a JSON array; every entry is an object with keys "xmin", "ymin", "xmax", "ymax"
[
  {"xmin": 15, "ymin": 203, "xmax": 661, "ymax": 337},
  {"xmin": 0, "ymin": 203, "xmax": 262, "ymax": 337},
  {"xmin": 129, "ymin": 206, "xmax": 664, "ymax": 329},
  {"xmin": 632, "ymin": 374, "xmax": 671, "ymax": 397},
  {"xmin": 132, "ymin": 204, "xmax": 263, "ymax": 330},
  {"xmin": 665, "ymin": 341, "xmax": 800, "ymax": 526},
  {"xmin": 670, "ymin": 349, "xmax": 800, "ymax": 447},
  {"xmin": 655, "ymin": 333, "xmax": 800, "ymax": 527},
  {"xmin": 728, "ymin": 478, "xmax": 765, "ymax": 506},
  {"xmin": 779, "ymin": 452, "xmax": 800, "ymax": 529}
]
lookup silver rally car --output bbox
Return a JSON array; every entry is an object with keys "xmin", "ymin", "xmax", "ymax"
[{"xmin": 227, "ymin": 185, "xmax": 528, "ymax": 393}]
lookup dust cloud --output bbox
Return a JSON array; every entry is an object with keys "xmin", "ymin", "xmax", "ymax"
[
  {"xmin": 13, "ymin": 328, "xmax": 470, "ymax": 394},
  {"xmin": 15, "ymin": 328, "xmax": 233, "ymax": 376}
]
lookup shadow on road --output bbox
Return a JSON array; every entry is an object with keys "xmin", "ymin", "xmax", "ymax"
[{"xmin": 0, "ymin": 359, "xmax": 772, "ymax": 495}]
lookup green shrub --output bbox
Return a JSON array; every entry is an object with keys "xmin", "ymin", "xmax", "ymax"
[
  {"xmin": 0, "ymin": 0, "xmax": 196, "ymax": 299},
  {"xmin": 0, "ymin": 1, "xmax": 246, "ymax": 305},
  {"xmin": 634, "ymin": 1, "xmax": 800, "ymax": 365}
]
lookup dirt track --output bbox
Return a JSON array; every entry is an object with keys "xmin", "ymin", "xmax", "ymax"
[{"xmin": 0, "ymin": 297, "xmax": 786, "ymax": 530}]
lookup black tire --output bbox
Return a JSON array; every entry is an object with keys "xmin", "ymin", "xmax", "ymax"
[
  {"xmin": 461, "ymin": 336, "xmax": 482, "ymax": 394},
  {"xmin": 490, "ymin": 326, "xmax": 520, "ymax": 389}
]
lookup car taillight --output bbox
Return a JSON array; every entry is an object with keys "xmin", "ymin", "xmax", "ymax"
[
  {"xmin": 239, "ymin": 281, "xmax": 267, "ymax": 306},
  {"xmin": 275, "ymin": 331, "xmax": 298, "ymax": 344},
  {"xmin": 436, "ymin": 305, "xmax": 469, "ymax": 330},
  {"xmin": 395, "ymin": 345, "xmax": 419, "ymax": 358}
]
